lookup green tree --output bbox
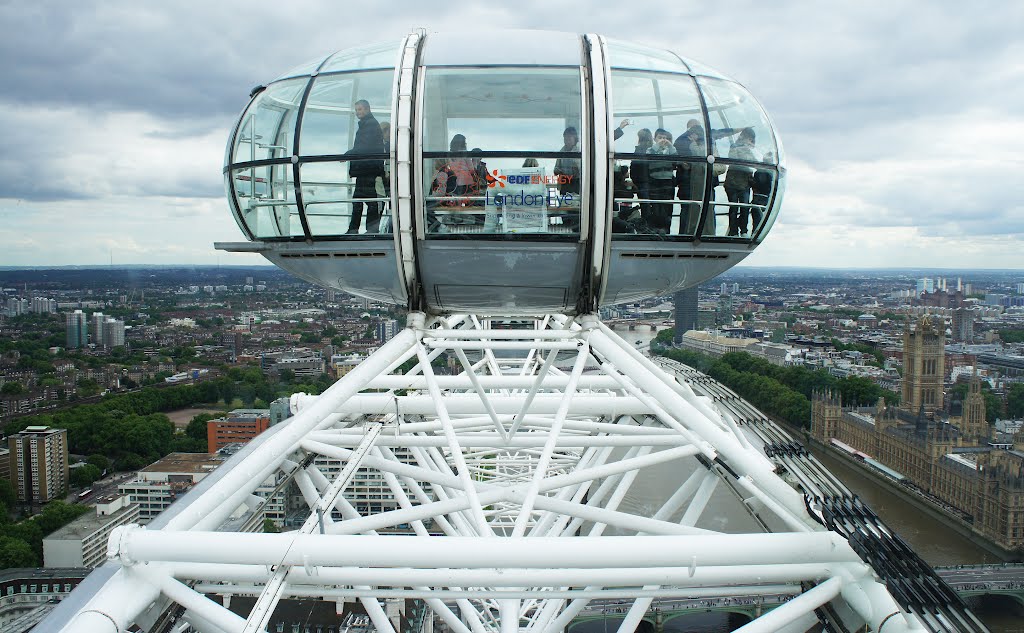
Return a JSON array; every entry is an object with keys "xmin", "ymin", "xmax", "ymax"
[
  {"xmin": 78, "ymin": 378, "xmax": 101, "ymax": 398},
  {"xmin": 119, "ymin": 453, "xmax": 146, "ymax": 471},
  {"xmin": 87, "ymin": 454, "xmax": 110, "ymax": 472},
  {"xmin": 34, "ymin": 501, "xmax": 90, "ymax": 535},
  {"xmin": 0, "ymin": 536, "xmax": 37, "ymax": 568},
  {"xmin": 1, "ymin": 382, "xmax": 25, "ymax": 396},
  {"xmin": 0, "ymin": 479, "xmax": 15, "ymax": 508},
  {"xmin": 998, "ymin": 330, "xmax": 1024, "ymax": 344},
  {"xmin": 186, "ymin": 414, "xmax": 214, "ymax": 442},
  {"xmin": 70, "ymin": 464, "xmax": 102, "ymax": 488},
  {"xmin": 1008, "ymin": 384, "xmax": 1024, "ymax": 419},
  {"xmin": 262, "ymin": 518, "xmax": 279, "ymax": 533},
  {"xmin": 1, "ymin": 521, "xmax": 43, "ymax": 561}
]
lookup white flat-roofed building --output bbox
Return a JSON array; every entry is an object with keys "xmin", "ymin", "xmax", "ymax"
[
  {"xmin": 118, "ymin": 453, "xmax": 225, "ymax": 523},
  {"xmin": 43, "ymin": 495, "xmax": 139, "ymax": 569}
]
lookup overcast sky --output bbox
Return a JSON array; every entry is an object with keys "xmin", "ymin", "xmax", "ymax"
[{"xmin": 1, "ymin": 1, "xmax": 1021, "ymax": 270}]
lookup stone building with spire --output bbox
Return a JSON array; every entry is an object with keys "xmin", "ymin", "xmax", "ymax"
[{"xmin": 811, "ymin": 314, "xmax": 1024, "ymax": 552}]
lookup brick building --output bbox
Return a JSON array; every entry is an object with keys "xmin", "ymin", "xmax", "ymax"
[{"xmin": 207, "ymin": 409, "xmax": 271, "ymax": 453}]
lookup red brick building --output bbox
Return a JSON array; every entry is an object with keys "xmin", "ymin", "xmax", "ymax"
[{"xmin": 207, "ymin": 410, "xmax": 271, "ymax": 453}]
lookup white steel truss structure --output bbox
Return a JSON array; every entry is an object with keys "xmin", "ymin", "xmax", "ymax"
[{"xmin": 55, "ymin": 313, "xmax": 939, "ymax": 633}]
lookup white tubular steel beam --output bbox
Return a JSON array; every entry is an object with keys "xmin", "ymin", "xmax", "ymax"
[
  {"xmin": 732, "ymin": 576, "xmax": 843, "ymax": 633},
  {"xmin": 416, "ymin": 342, "xmax": 493, "ymax": 536},
  {"xmin": 188, "ymin": 584, "xmax": 802, "ymax": 601},
  {"xmin": 111, "ymin": 530, "xmax": 859, "ymax": 568},
  {"xmin": 145, "ymin": 570, "xmax": 247, "ymax": 633},
  {"xmin": 291, "ymin": 393, "xmax": 653, "ymax": 416},
  {"xmin": 582, "ymin": 317, "xmax": 807, "ymax": 516},
  {"xmin": 304, "ymin": 434, "xmax": 693, "ymax": 448},
  {"xmin": 426, "ymin": 328, "xmax": 578, "ymax": 339},
  {"xmin": 736, "ymin": 475, "xmax": 813, "ymax": 533},
  {"xmin": 453, "ymin": 346, "xmax": 507, "ymax": 441},
  {"xmin": 509, "ymin": 346, "xmax": 561, "ymax": 437},
  {"xmin": 425, "ymin": 340, "xmax": 580, "ymax": 350},
  {"xmin": 243, "ymin": 422, "xmax": 384, "ymax": 633},
  {"xmin": 680, "ymin": 470, "xmax": 720, "ymax": 527},
  {"xmin": 617, "ymin": 594, "xmax": 654, "ymax": 633},
  {"xmin": 512, "ymin": 340, "xmax": 590, "ymax": 536},
  {"xmin": 62, "ymin": 568, "xmax": 162, "ymax": 633}
]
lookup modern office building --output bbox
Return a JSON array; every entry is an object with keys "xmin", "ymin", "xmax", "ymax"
[
  {"xmin": 43, "ymin": 495, "xmax": 140, "ymax": 569},
  {"xmin": 89, "ymin": 312, "xmax": 105, "ymax": 346},
  {"xmin": 5, "ymin": 298, "xmax": 27, "ymax": 317},
  {"xmin": 672, "ymin": 287, "xmax": 698, "ymax": 344},
  {"xmin": 375, "ymin": 318, "xmax": 400, "ymax": 343},
  {"xmin": 951, "ymin": 307, "xmax": 974, "ymax": 343},
  {"xmin": 8, "ymin": 426, "xmax": 68, "ymax": 505},
  {"xmin": 101, "ymin": 318, "xmax": 125, "ymax": 349},
  {"xmin": 64, "ymin": 311, "xmax": 87, "ymax": 349},
  {"xmin": 29, "ymin": 297, "xmax": 57, "ymax": 314}
]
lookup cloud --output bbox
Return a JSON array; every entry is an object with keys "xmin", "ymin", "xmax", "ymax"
[
  {"xmin": 0, "ymin": 0, "xmax": 1021, "ymax": 268},
  {"xmin": 0, "ymin": 104, "xmax": 226, "ymax": 201}
]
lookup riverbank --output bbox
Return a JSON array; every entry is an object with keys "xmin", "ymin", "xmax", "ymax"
[{"xmin": 799, "ymin": 431, "xmax": 1014, "ymax": 562}]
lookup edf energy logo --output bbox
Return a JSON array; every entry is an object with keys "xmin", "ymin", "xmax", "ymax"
[
  {"xmin": 485, "ymin": 170, "xmax": 507, "ymax": 189},
  {"xmin": 489, "ymin": 172, "xmax": 574, "ymax": 187}
]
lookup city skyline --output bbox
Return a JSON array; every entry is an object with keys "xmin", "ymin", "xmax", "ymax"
[{"xmin": 1, "ymin": 2, "xmax": 1022, "ymax": 269}]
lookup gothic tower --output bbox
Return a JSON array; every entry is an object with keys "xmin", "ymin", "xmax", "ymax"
[
  {"xmin": 901, "ymin": 315, "xmax": 945, "ymax": 416},
  {"xmin": 961, "ymin": 371, "xmax": 987, "ymax": 442},
  {"xmin": 811, "ymin": 390, "xmax": 842, "ymax": 442}
]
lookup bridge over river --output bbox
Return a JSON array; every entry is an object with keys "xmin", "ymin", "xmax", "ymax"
[{"xmin": 568, "ymin": 565, "xmax": 1024, "ymax": 632}]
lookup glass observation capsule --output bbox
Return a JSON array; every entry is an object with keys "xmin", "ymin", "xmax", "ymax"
[{"xmin": 217, "ymin": 30, "xmax": 786, "ymax": 315}]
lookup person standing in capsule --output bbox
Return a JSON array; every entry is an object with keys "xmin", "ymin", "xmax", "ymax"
[{"xmin": 346, "ymin": 99, "xmax": 386, "ymax": 235}]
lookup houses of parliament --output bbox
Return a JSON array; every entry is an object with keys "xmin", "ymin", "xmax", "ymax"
[{"xmin": 812, "ymin": 315, "xmax": 1024, "ymax": 554}]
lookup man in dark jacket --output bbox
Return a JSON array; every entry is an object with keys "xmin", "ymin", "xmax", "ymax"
[{"xmin": 346, "ymin": 100, "xmax": 385, "ymax": 234}]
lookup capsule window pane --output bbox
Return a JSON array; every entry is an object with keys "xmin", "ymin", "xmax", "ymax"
[
  {"xmin": 319, "ymin": 41, "xmax": 401, "ymax": 73},
  {"xmin": 749, "ymin": 167, "xmax": 777, "ymax": 239},
  {"xmin": 611, "ymin": 158, "xmax": 705, "ymax": 238},
  {"xmin": 301, "ymin": 162, "xmax": 391, "ymax": 237},
  {"xmin": 605, "ymin": 39, "xmax": 690, "ymax": 73},
  {"xmin": 299, "ymin": 71, "xmax": 393, "ymax": 158},
  {"xmin": 755, "ymin": 170, "xmax": 784, "ymax": 242},
  {"xmin": 232, "ymin": 165, "xmax": 302, "ymax": 238},
  {"xmin": 698, "ymin": 78, "xmax": 778, "ymax": 165},
  {"xmin": 702, "ymin": 161, "xmax": 772, "ymax": 240},
  {"xmin": 676, "ymin": 56, "xmax": 727, "ymax": 80},
  {"xmin": 274, "ymin": 55, "xmax": 330, "ymax": 81},
  {"xmin": 232, "ymin": 78, "xmax": 307, "ymax": 164},
  {"xmin": 224, "ymin": 172, "xmax": 247, "ymax": 236},
  {"xmin": 610, "ymin": 71, "xmax": 705, "ymax": 157},
  {"xmin": 422, "ymin": 156, "xmax": 580, "ymax": 236},
  {"xmin": 421, "ymin": 68, "xmax": 583, "ymax": 154}
]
